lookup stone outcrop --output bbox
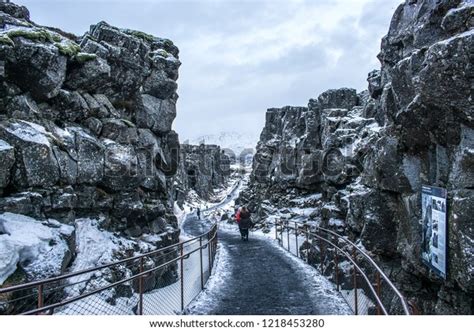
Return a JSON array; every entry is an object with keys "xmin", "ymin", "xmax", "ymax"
[
  {"xmin": 242, "ymin": 0, "xmax": 473, "ymax": 314},
  {"xmin": 173, "ymin": 144, "xmax": 231, "ymax": 205},
  {"xmin": 0, "ymin": 2, "xmax": 181, "ymax": 286}
]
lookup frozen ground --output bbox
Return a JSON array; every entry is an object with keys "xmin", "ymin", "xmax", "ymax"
[
  {"xmin": 0, "ymin": 212, "xmax": 74, "ymax": 285},
  {"xmin": 182, "ymin": 167, "xmax": 351, "ymax": 315},
  {"xmin": 185, "ymin": 218, "xmax": 351, "ymax": 315},
  {"xmin": 182, "ymin": 178, "xmax": 351, "ymax": 315}
]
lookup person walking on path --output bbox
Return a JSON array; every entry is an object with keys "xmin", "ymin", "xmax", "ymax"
[
  {"xmin": 197, "ymin": 208, "xmax": 201, "ymax": 220},
  {"xmin": 236, "ymin": 206, "xmax": 252, "ymax": 241}
]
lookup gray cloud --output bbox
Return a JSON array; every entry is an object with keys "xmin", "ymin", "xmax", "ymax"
[{"xmin": 15, "ymin": 0, "xmax": 402, "ymax": 141}]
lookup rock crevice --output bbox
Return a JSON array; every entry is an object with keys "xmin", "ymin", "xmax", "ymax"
[{"xmin": 241, "ymin": 0, "xmax": 473, "ymax": 314}]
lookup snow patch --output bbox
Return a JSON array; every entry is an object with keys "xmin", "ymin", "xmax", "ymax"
[
  {"xmin": 185, "ymin": 243, "xmax": 232, "ymax": 314},
  {"xmin": 0, "ymin": 212, "xmax": 73, "ymax": 285},
  {"xmin": 5, "ymin": 121, "xmax": 51, "ymax": 146}
]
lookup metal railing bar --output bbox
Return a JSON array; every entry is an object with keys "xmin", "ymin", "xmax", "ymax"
[
  {"xmin": 21, "ymin": 227, "xmax": 219, "ymax": 315},
  {"xmin": 316, "ymin": 226, "xmax": 410, "ymax": 314},
  {"xmin": 278, "ymin": 220, "xmax": 409, "ymax": 315},
  {"xmin": 308, "ymin": 232, "xmax": 389, "ymax": 315},
  {"xmin": 1, "ymin": 224, "xmax": 217, "ymax": 295}
]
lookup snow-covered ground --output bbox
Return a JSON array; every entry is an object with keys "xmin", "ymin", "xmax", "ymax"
[
  {"xmin": 184, "ymin": 242, "xmax": 232, "ymax": 314},
  {"xmin": 176, "ymin": 168, "xmax": 249, "ymax": 225},
  {"xmin": 187, "ymin": 219, "xmax": 351, "ymax": 315},
  {"xmin": 57, "ymin": 233, "xmax": 212, "ymax": 315},
  {"xmin": 0, "ymin": 213, "xmax": 74, "ymax": 285}
]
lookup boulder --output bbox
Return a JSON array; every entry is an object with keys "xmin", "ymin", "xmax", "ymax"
[
  {"xmin": 0, "ymin": 120, "xmax": 59, "ymax": 188},
  {"xmin": 100, "ymin": 118, "xmax": 138, "ymax": 144},
  {"xmin": 5, "ymin": 34, "xmax": 66, "ymax": 100},
  {"xmin": 64, "ymin": 55, "xmax": 111, "ymax": 92},
  {"xmin": 0, "ymin": 212, "xmax": 74, "ymax": 285},
  {"xmin": 5, "ymin": 94, "xmax": 40, "ymax": 120},
  {"xmin": 317, "ymin": 88, "xmax": 358, "ymax": 110},
  {"xmin": 142, "ymin": 69, "xmax": 177, "ymax": 100},
  {"xmin": 0, "ymin": 2, "xmax": 30, "ymax": 20},
  {"xmin": 52, "ymin": 89, "xmax": 90, "ymax": 122},
  {"xmin": 0, "ymin": 191, "xmax": 43, "ymax": 218},
  {"xmin": 68, "ymin": 127, "xmax": 105, "ymax": 184},
  {"xmin": 135, "ymin": 94, "xmax": 176, "ymax": 136},
  {"xmin": 102, "ymin": 139, "xmax": 140, "ymax": 191},
  {"xmin": 87, "ymin": 21, "xmax": 151, "ymax": 101},
  {"xmin": 362, "ymin": 136, "xmax": 412, "ymax": 193},
  {"xmin": 419, "ymin": 30, "xmax": 473, "ymax": 125},
  {"xmin": 367, "ymin": 70, "xmax": 382, "ymax": 99},
  {"xmin": 0, "ymin": 139, "xmax": 14, "ymax": 189},
  {"xmin": 441, "ymin": 3, "xmax": 474, "ymax": 34}
]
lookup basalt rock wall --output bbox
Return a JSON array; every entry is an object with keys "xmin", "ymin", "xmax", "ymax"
[
  {"xmin": 242, "ymin": 0, "xmax": 473, "ymax": 314},
  {"xmin": 173, "ymin": 144, "xmax": 231, "ymax": 205},
  {"xmin": 0, "ymin": 2, "xmax": 181, "ymax": 283}
]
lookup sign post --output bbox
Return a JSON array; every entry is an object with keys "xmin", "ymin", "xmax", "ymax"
[{"xmin": 421, "ymin": 185, "xmax": 448, "ymax": 279}]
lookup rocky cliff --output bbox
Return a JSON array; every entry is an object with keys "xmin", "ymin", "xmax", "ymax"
[
  {"xmin": 173, "ymin": 144, "xmax": 231, "ymax": 205},
  {"xmin": 0, "ymin": 2, "xmax": 181, "ymax": 289},
  {"xmin": 241, "ymin": 0, "xmax": 473, "ymax": 314}
]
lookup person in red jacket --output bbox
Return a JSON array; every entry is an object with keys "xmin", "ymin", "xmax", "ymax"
[
  {"xmin": 235, "ymin": 207, "xmax": 241, "ymax": 224},
  {"xmin": 236, "ymin": 206, "xmax": 252, "ymax": 241}
]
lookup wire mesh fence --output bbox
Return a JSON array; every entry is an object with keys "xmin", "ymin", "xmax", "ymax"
[
  {"xmin": 274, "ymin": 219, "xmax": 410, "ymax": 315},
  {"xmin": 0, "ymin": 224, "xmax": 218, "ymax": 315}
]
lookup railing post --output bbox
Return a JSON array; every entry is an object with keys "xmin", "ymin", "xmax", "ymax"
[
  {"xmin": 275, "ymin": 220, "xmax": 278, "ymax": 241},
  {"xmin": 199, "ymin": 236, "xmax": 204, "ymax": 290},
  {"xmin": 37, "ymin": 284, "xmax": 43, "ymax": 313},
  {"xmin": 208, "ymin": 232, "xmax": 212, "ymax": 273},
  {"xmin": 334, "ymin": 246, "xmax": 339, "ymax": 291},
  {"xmin": 280, "ymin": 219, "xmax": 283, "ymax": 246},
  {"xmin": 180, "ymin": 243, "xmax": 184, "ymax": 311},
  {"xmin": 295, "ymin": 222, "xmax": 299, "ymax": 258},
  {"xmin": 215, "ymin": 226, "xmax": 218, "ymax": 259},
  {"xmin": 319, "ymin": 228, "xmax": 324, "ymax": 273},
  {"xmin": 139, "ymin": 257, "xmax": 144, "ymax": 315},
  {"xmin": 286, "ymin": 221, "xmax": 290, "ymax": 252},
  {"xmin": 376, "ymin": 272, "xmax": 382, "ymax": 315},
  {"xmin": 305, "ymin": 224, "xmax": 309, "ymax": 263},
  {"xmin": 352, "ymin": 247, "xmax": 358, "ymax": 315}
]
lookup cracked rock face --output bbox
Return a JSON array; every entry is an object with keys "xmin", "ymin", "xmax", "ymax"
[
  {"xmin": 243, "ymin": 0, "xmax": 474, "ymax": 314},
  {"xmin": 173, "ymin": 144, "xmax": 231, "ymax": 205},
  {"xmin": 0, "ymin": 2, "xmax": 182, "ymax": 289}
]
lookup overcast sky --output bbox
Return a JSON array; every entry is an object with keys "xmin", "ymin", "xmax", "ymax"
[{"xmin": 15, "ymin": 0, "xmax": 401, "ymax": 141}]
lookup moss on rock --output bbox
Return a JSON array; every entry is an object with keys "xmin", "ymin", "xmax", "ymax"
[
  {"xmin": 73, "ymin": 52, "xmax": 97, "ymax": 63},
  {"xmin": 124, "ymin": 29, "xmax": 155, "ymax": 43},
  {"xmin": 55, "ymin": 40, "xmax": 81, "ymax": 57},
  {"xmin": 0, "ymin": 34, "xmax": 15, "ymax": 47},
  {"xmin": 7, "ymin": 28, "xmax": 61, "ymax": 43}
]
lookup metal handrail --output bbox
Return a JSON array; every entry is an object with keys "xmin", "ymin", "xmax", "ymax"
[
  {"xmin": 316, "ymin": 226, "xmax": 409, "ymax": 314},
  {"xmin": 274, "ymin": 219, "xmax": 410, "ymax": 315},
  {"xmin": 310, "ymin": 230, "xmax": 388, "ymax": 315},
  {"xmin": 0, "ymin": 223, "xmax": 219, "ymax": 315},
  {"xmin": 0, "ymin": 226, "xmax": 211, "ymax": 294}
]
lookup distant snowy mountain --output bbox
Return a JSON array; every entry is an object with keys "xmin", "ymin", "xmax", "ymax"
[{"xmin": 185, "ymin": 131, "xmax": 259, "ymax": 158}]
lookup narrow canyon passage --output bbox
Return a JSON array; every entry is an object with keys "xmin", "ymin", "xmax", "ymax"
[{"xmin": 182, "ymin": 212, "xmax": 351, "ymax": 315}]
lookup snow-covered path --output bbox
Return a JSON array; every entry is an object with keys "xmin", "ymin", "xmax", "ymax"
[{"xmin": 182, "ymin": 214, "xmax": 351, "ymax": 315}]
